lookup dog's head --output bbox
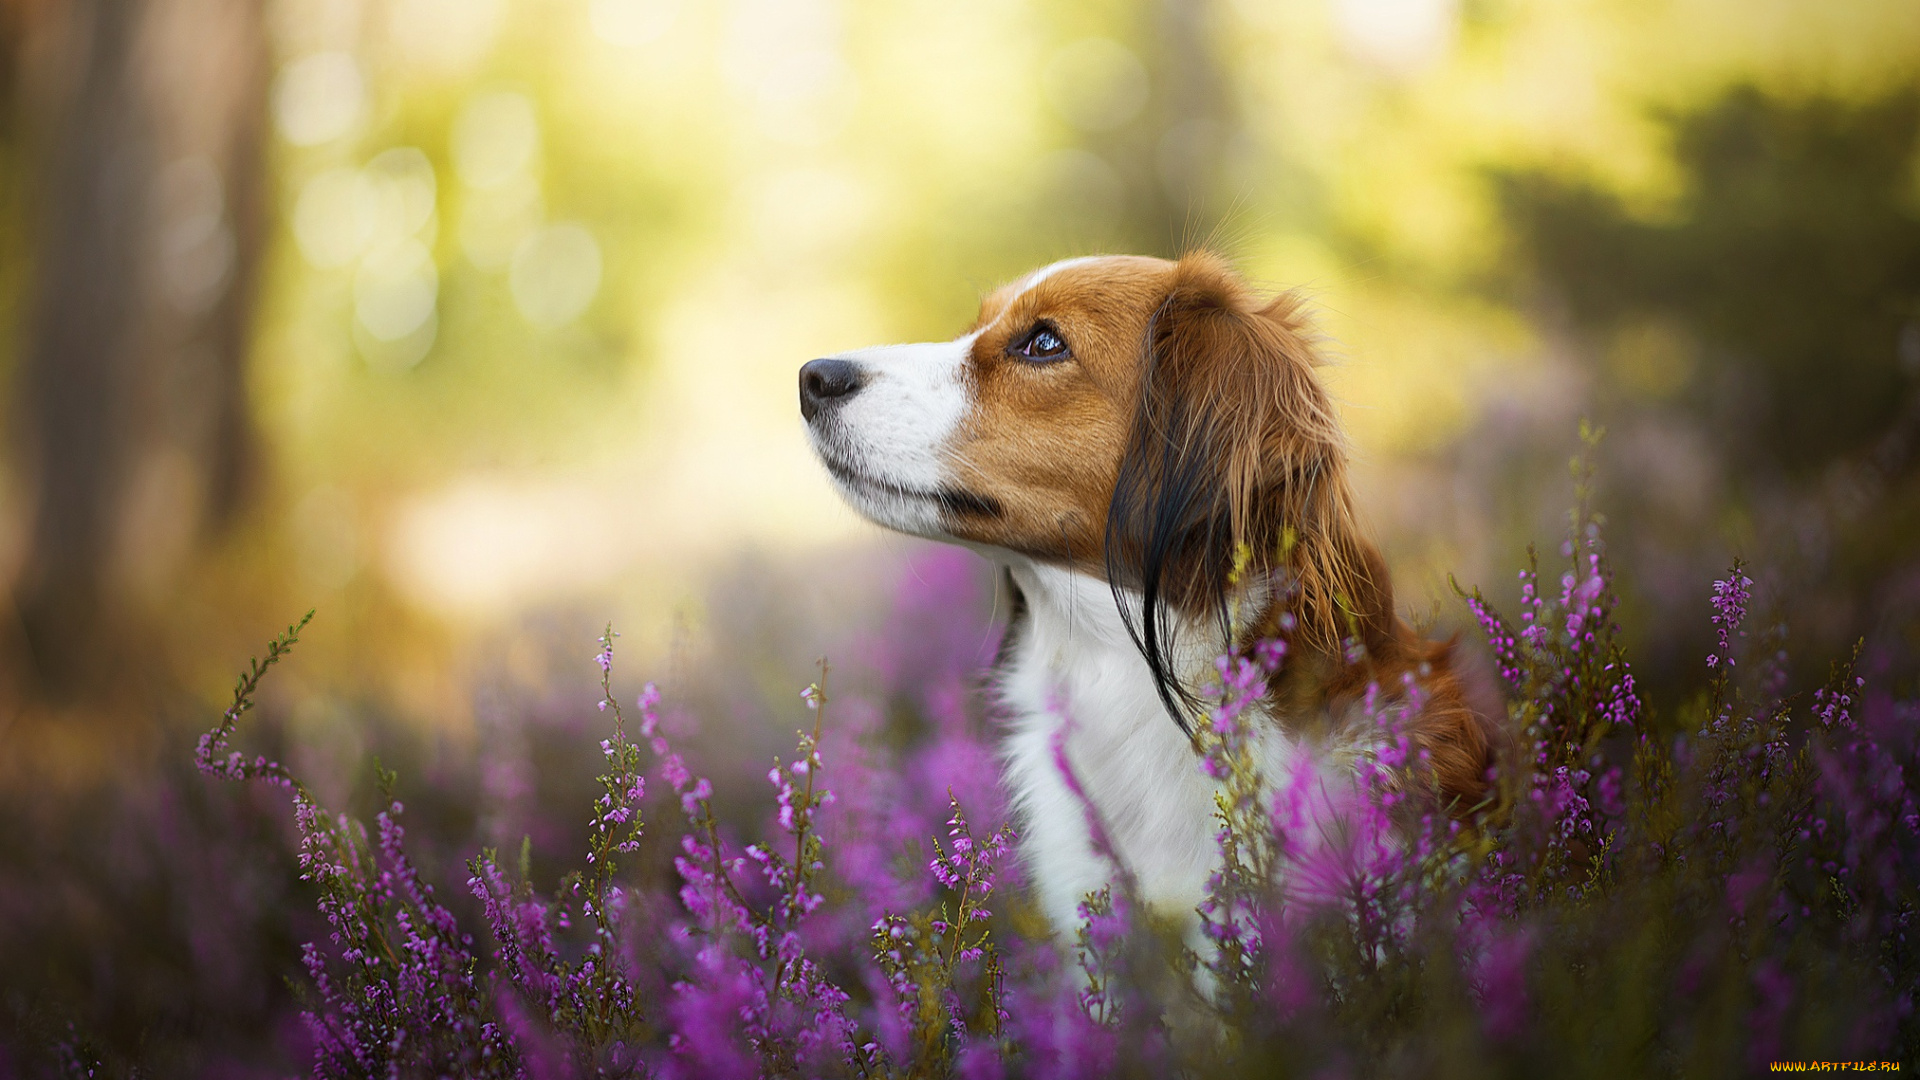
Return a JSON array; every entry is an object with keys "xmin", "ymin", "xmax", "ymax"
[{"xmin": 801, "ymin": 253, "xmax": 1388, "ymax": 717}]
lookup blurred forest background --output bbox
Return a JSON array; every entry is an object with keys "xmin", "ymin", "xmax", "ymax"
[
  {"xmin": 2, "ymin": 0, "xmax": 1918, "ymax": 745},
  {"xmin": 0, "ymin": 0, "xmax": 1917, "ymax": 1071}
]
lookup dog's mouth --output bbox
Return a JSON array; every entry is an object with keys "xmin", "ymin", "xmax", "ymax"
[{"xmin": 814, "ymin": 445, "xmax": 1003, "ymax": 520}]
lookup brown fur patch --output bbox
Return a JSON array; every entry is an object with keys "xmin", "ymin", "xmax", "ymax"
[{"xmin": 944, "ymin": 256, "xmax": 1171, "ymax": 561}]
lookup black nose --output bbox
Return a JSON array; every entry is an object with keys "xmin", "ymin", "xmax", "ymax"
[{"xmin": 799, "ymin": 358, "xmax": 866, "ymax": 422}]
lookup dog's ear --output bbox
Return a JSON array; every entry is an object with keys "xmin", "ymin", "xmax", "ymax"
[{"xmin": 1105, "ymin": 253, "xmax": 1385, "ymax": 726}]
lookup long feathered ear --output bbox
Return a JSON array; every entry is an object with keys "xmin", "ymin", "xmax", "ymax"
[{"xmin": 1104, "ymin": 253, "xmax": 1381, "ymax": 729}]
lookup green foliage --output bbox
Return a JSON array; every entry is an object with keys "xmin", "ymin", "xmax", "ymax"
[{"xmin": 1499, "ymin": 84, "xmax": 1920, "ymax": 471}]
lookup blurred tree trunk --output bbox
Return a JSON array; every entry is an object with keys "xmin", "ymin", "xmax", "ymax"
[
  {"xmin": 1082, "ymin": 0, "xmax": 1236, "ymax": 257},
  {"xmin": 1142, "ymin": 0, "xmax": 1235, "ymax": 252},
  {"xmin": 8, "ymin": 0, "xmax": 268, "ymax": 698}
]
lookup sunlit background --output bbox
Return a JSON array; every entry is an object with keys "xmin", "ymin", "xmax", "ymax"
[
  {"xmin": 0, "ymin": 0, "xmax": 1910, "ymax": 750},
  {"xmin": 1, "ymin": 0, "xmax": 1918, "ymax": 1069}
]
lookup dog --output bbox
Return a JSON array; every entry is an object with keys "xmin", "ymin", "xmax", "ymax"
[{"xmin": 799, "ymin": 252, "xmax": 1496, "ymax": 933}]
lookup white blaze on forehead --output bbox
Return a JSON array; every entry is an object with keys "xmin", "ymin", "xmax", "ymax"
[{"xmin": 1007, "ymin": 255, "xmax": 1108, "ymax": 307}]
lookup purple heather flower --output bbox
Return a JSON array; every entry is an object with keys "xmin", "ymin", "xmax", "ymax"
[{"xmin": 1708, "ymin": 569, "xmax": 1753, "ymax": 670}]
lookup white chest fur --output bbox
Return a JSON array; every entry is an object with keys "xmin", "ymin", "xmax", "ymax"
[{"xmin": 994, "ymin": 562, "xmax": 1311, "ymax": 933}]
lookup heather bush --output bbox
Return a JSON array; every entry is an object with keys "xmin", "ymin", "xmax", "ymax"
[{"xmin": 177, "ymin": 482, "xmax": 1916, "ymax": 1077}]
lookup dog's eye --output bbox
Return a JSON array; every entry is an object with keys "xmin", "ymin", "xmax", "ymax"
[{"xmin": 1012, "ymin": 324, "xmax": 1070, "ymax": 362}]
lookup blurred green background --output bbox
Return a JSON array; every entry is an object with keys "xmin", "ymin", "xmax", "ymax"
[{"xmin": 0, "ymin": 0, "xmax": 1917, "ymax": 768}]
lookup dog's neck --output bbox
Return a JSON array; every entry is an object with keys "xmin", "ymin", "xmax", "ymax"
[{"xmin": 994, "ymin": 559, "xmax": 1312, "ymax": 931}]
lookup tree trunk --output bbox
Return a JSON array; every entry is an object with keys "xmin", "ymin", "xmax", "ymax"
[{"xmin": 8, "ymin": 0, "xmax": 268, "ymax": 698}]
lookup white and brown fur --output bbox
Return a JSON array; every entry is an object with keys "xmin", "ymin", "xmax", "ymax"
[{"xmin": 799, "ymin": 253, "xmax": 1498, "ymax": 933}]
